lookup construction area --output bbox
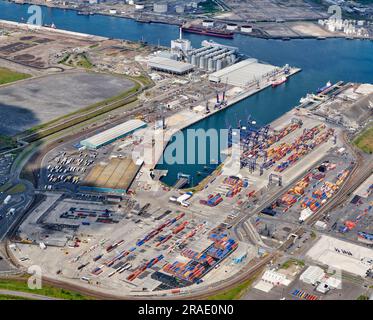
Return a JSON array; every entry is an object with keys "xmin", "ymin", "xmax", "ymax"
[
  {"xmin": 217, "ymin": 0, "xmax": 328, "ymax": 22},
  {"xmin": 0, "ymin": 71, "xmax": 136, "ymax": 135},
  {"xmin": 298, "ymin": 82, "xmax": 373, "ymax": 132}
]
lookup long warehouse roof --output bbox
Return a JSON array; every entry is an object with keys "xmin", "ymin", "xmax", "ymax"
[
  {"xmin": 81, "ymin": 119, "xmax": 146, "ymax": 148},
  {"xmin": 209, "ymin": 58, "xmax": 278, "ymax": 87},
  {"xmin": 148, "ymin": 56, "xmax": 194, "ymax": 73}
]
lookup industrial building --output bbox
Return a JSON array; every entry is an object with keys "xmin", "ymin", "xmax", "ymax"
[
  {"xmin": 300, "ymin": 265, "xmax": 325, "ymax": 285},
  {"xmin": 148, "ymin": 56, "xmax": 194, "ymax": 75},
  {"xmin": 209, "ymin": 58, "xmax": 278, "ymax": 87},
  {"xmin": 80, "ymin": 119, "xmax": 147, "ymax": 150},
  {"xmin": 306, "ymin": 235, "xmax": 373, "ymax": 277},
  {"xmin": 186, "ymin": 44, "xmax": 238, "ymax": 73}
]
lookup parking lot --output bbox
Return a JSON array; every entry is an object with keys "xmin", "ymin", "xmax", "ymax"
[
  {"xmin": 41, "ymin": 149, "xmax": 98, "ymax": 192},
  {"xmin": 0, "ymin": 153, "xmax": 15, "ymax": 186}
]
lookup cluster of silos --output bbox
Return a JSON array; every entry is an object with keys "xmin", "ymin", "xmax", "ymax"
[
  {"xmin": 187, "ymin": 46, "xmax": 237, "ymax": 72},
  {"xmin": 153, "ymin": 2, "xmax": 168, "ymax": 13}
]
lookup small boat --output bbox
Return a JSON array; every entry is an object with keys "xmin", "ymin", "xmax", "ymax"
[
  {"xmin": 317, "ymin": 81, "xmax": 332, "ymax": 93},
  {"xmin": 43, "ymin": 23, "xmax": 56, "ymax": 29},
  {"xmin": 272, "ymin": 76, "xmax": 287, "ymax": 88}
]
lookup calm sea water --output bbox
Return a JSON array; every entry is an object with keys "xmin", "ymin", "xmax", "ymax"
[{"xmin": 1, "ymin": 0, "xmax": 372, "ymax": 186}]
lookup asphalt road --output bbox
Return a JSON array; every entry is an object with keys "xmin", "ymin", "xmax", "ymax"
[{"xmin": 0, "ymin": 289, "xmax": 61, "ymax": 300}]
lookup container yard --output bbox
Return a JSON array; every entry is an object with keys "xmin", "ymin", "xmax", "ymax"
[
  {"xmin": 11, "ymin": 189, "xmax": 247, "ymax": 294},
  {"xmin": 326, "ymin": 174, "xmax": 373, "ymax": 244},
  {"xmin": 257, "ymin": 154, "xmax": 353, "ymax": 224}
]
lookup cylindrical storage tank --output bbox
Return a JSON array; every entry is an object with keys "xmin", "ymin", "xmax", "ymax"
[
  {"xmin": 191, "ymin": 55, "xmax": 197, "ymax": 66},
  {"xmin": 135, "ymin": 4, "xmax": 144, "ymax": 10},
  {"xmin": 202, "ymin": 20, "xmax": 214, "ymax": 28},
  {"xmin": 199, "ymin": 56, "xmax": 206, "ymax": 69},
  {"xmin": 226, "ymin": 23, "xmax": 238, "ymax": 31},
  {"xmin": 154, "ymin": 3, "xmax": 168, "ymax": 13},
  {"xmin": 175, "ymin": 5, "xmax": 184, "ymax": 14},
  {"xmin": 230, "ymin": 54, "xmax": 236, "ymax": 64},
  {"xmin": 208, "ymin": 58, "xmax": 214, "ymax": 72},
  {"xmin": 241, "ymin": 25, "xmax": 253, "ymax": 33},
  {"xmin": 216, "ymin": 59, "xmax": 222, "ymax": 71}
]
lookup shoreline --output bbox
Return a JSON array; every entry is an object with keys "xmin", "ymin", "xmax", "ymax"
[{"xmin": 4, "ymin": 0, "xmax": 373, "ymax": 41}]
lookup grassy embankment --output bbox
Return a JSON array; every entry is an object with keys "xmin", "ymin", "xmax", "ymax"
[
  {"xmin": 280, "ymin": 259, "xmax": 305, "ymax": 270},
  {"xmin": 0, "ymin": 67, "xmax": 31, "ymax": 86},
  {"xmin": 208, "ymin": 273, "xmax": 259, "ymax": 300},
  {"xmin": 0, "ymin": 277, "xmax": 91, "ymax": 300},
  {"xmin": 0, "ymin": 294, "xmax": 32, "ymax": 300},
  {"xmin": 0, "ymin": 135, "xmax": 17, "ymax": 151},
  {"xmin": 353, "ymin": 126, "xmax": 373, "ymax": 154},
  {"xmin": 199, "ymin": 0, "xmax": 221, "ymax": 14},
  {"xmin": 59, "ymin": 52, "xmax": 93, "ymax": 69}
]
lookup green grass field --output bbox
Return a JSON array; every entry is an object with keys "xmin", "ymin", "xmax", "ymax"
[
  {"xmin": 0, "ymin": 135, "xmax": 17, "ymax": 151},
  {"xmin": 76, "ymin": 54, "xmax": 93, "ymax": 69},
  {"xmin": 7, "ymin": 183, "xmax": 26, "ymax": 194},
  {"xmin": 199, "ymin": 0, "xmax": 221, "ymax": 13},
  {"xmin": 0, "ymin": 294, "xmax": 33, "ymax": 300},
  {"xmin": 0, "ymin": 68, "xmax": 31, "ymax": 85},
  {"xmin": 208, "ymin": 274, "xmax": 258, "ymax": 300},
  {"xmin": 354, "ymin": 126, "xmax": 373, "ymax": 154},
  {"xmin": 280, "ymin": 259, "xmax": 305, "ymax": 270},
  {"xmin": 0, "ymin": 277, "xmax": 91, "ymax": 300}
]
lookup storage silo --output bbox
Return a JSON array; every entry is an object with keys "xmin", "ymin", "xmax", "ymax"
[
  {"xmin": 208, "ymin": 58, "xmax": 214, "ymax": 72},
  {"xmin": 202, "ymin": 20, "xmax": 214, "ymax": 28},
  {"xmin": 216, "ymin": 59, "xmax": 222, "ymax": 71},
  {"xmin": 175, "ymin": 5, "xmax": 184, "ymax": 14},
  {"xmin": 154, "ymin": 3, "xmax": 168, "ymax": 13},
  {"xmin": 199, "ymin": 56, "xmax": 206, "ymax": 69},
  {"xmin": 191, "ymin": 55, "xmax": 197, "ymax": 66}
]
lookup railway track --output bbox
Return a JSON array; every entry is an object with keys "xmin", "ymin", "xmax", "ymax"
[{"xmin": 36, "ymin": 252, "xmax": 276, "ymax": 300}]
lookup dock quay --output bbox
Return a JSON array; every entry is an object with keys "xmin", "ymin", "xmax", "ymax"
[{"xmin": 150, "ymin": 65, "xmax": 302, "ymax": 174}]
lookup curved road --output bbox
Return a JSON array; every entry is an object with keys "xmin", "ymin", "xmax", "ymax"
[{"xmin": 0, "ymin": 289, "xmax": 61, "ymax": 300}]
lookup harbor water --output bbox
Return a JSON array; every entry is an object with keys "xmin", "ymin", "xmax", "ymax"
[{"xmin": 0, "ymin": 0, "xmax": 373, "ymax": 187}]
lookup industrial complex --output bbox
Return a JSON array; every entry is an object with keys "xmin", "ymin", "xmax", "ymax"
[{"xmin": 0, "ymin": 2, "xmax": 372, "ymax": 305}]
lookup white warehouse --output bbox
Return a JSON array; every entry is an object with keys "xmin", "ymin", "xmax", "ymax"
[
  {"xmin": 80, "ymin": 119, "xmax": 147, "ymax": 149},
  {"xmin": 209, "ymin": 58, "xmax": 279, "ymax": 87},
  {"xmin": 148, "ymin": 57, "xmax": 194, "ymax": 75}
]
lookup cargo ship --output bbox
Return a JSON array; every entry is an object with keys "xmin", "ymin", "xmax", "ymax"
[
  {"xmin": 272, "ymin": 76, "xmax": 287, "ymax": 88},
  {"xmin": 181, "ymin": 26, "xmax": 234, "ymax": 39}
]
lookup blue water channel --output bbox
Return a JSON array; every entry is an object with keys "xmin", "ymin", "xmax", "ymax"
[{"xmin": 1, "ymin": 0, "xmax": 372, "ymax": 187}]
